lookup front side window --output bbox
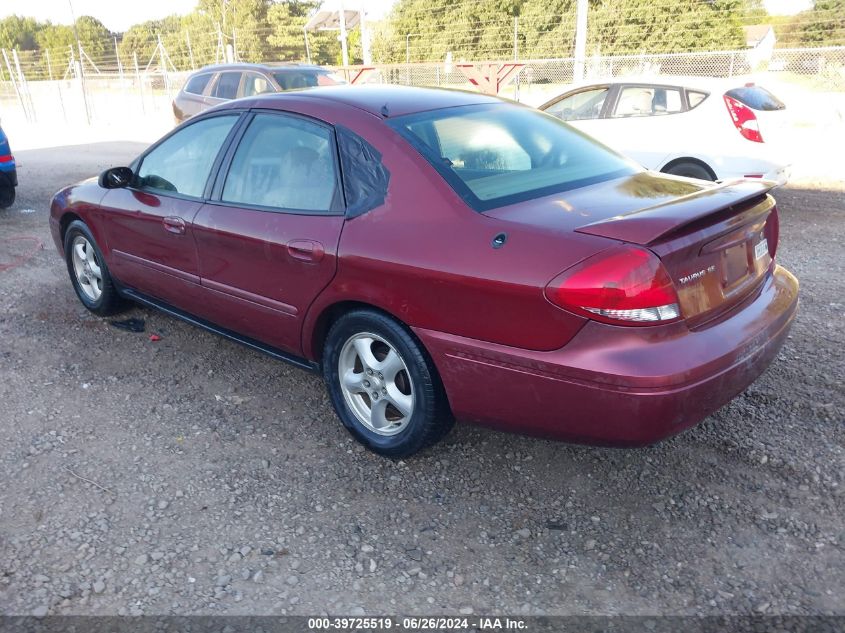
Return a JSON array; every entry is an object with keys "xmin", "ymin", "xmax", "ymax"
[
  {"xmin": 272, "ymin": 70, "xmax": 345, "ymax": 90},
  {"xmin": 222, "ymin": 113, "xmax": 338, "ymax": 212},
  {"xmin": 213, "ymin": 72, "xmax": 241, "ymax": 99},
  {"xmin": 184, "ymin": 73, "xmax": 212, "ymax": 96},
  {"xmin": 545, "ymin": 87, "xmax": 609, "ymax": 121},
  {"xmin": 137, "ymin": 115, "xmax": 238, "ymax": 197},
  {"xmin": 390, "ymin": 104, "xmax": 635, "ymax": 211},
  {"xmin": 612, "ymin": 86, "xmax": 683, "ymax": 117},
  {"xmin": 243, "ymin": 73, "xmax": 275, "ymax": 97}
]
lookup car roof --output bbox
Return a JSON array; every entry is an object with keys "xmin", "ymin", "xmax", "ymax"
[
  {"xmin": 193, "ymin": 63, "xmax": 331, "ymax": 74},
  {"xmin": 557, "ymin": 75, "xmax": 759, "ymax": 92},
  {"xmin": 251, "ymin": 85, "xmax": 506, "ymax": 118}
]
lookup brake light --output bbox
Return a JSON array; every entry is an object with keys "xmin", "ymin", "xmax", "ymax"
[
  {"xmin": 545, "ymin": 245, "xmax": 681, "ymax": 325},
  {"xmin": 0, "ymin": 154, "xmax": 12, "ymax": 163},
  {"xmin": 724, "ymin": 94, "xmax": 763, "ymax": 143}
]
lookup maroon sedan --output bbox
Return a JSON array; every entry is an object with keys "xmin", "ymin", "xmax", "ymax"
[{"xmin": 49, "ymin": 86, "xmax": 798, "ymax": 457}]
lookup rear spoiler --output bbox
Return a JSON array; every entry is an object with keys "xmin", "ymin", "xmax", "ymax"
[{"xmin": 575, "ymin": 179, "xmax": 775, "ymax": 245}]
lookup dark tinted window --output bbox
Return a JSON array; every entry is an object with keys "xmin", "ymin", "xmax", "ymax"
[
  {"xmin": 391, "ymin": 104, "xmax": 635, "ymax": 211},
  {"xmin": 272, "ymin": 70, "xmax": 343, "ymax": 90},
  {"xmin": 612, "ymin": 86, "xmax": 682, "ymax": 117},
  {"xmin": 725, "ymin": 86, "xmax": 785, "ymax": 111},
  {"xmin": 222, "ymin": 113, "xmax": 337, "ymax": 212},
  {"xmin": 213, "ymin": 72, "xmax": 242, "ymax": 99},
  {"xmin": 137, "ymin": 115, "xmax": 238, "ymax": 197},
  {"xmin": 184, "ymin": 73, "xmax": 212, "ymax": 95}
]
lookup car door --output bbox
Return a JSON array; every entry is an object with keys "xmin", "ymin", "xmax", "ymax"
[
  {"xmin": 590, "ymin": 84, "xmax": 687, "ymax": 169},
  {"xmin": 204, "ymin": 71, "xmax": 242, "ymax": 107},
  {"xmin": 191, "ymin": 110, "xmax": 345, "ymax": 355},
  {"xmin": 542, "ymin": 85, "xmax": 612, "ymax": 140},
  {"xmin": 101, "ymin": 113, "xmax": 241, "ymax": 308}
]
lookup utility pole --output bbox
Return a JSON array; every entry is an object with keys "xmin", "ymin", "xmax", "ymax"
[
  {"xmin": 186, "ymin": 31, "xmax": 196, "ymax": 70},
  {"xmin": 303, "ymin": 27, "xmax": 312, "ymax": 64},
  {"xmin": 338, "ymin": 0, "xmax": 349, "ymax": 66},
  {"xmin": 114, "ymin": 36, "xmax": 124, "ymax": 80},
  {"xmin": 573, "ymin": 0, "xmax": 588, "ymax": 82}
]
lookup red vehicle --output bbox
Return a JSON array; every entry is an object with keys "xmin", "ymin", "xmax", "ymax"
[{"xmin": 49, "ymin": 86, "xmax": 799, "ymax": 457}]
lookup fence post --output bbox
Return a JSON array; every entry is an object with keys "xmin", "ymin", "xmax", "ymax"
[
  {"xmin": 186, "ymin": 31, "xmax": 196, "ymax": 70},
  {"xmin": 11, "ymin": 49, "xmax": 35, "ymax": 122},
  {"xmin": 728, "ymin": 51, "xmax": 735, "ymax": 77},
  {"xmin": 1, "ymin": 49, "xmax": 28, "ymax": 121},
  {"xmin": 45, "ymin": 49, "xmax": 67, "ymax": 122},
  {"xmin": 134, "ymin": 51, "xmax": 145, "ymax": 115},
  {"xmin": 114, "ymin": 36, "xmax": 124, "ymax": 80}
]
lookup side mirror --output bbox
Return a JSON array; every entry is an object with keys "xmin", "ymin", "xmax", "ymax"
[{"xmin": 99, "ymin": 166, "xmax": 134, "ymax": 189}]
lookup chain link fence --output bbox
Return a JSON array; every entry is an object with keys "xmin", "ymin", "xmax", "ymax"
[{"xmin": 1, "ymin": 46, "xmax": 843, "ymax": 128}]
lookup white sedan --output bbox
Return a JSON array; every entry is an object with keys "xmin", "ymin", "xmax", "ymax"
[{"xmin": 538, "ymin": 77, "xmax": 791, "ymax": 185}]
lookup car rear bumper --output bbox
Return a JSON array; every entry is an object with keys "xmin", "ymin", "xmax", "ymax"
[{"xmin": 414, "ymin": 265, "xmax": 798, "ymax": 446}]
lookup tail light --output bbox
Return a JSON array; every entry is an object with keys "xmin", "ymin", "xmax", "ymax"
[
  {"xmin": 764, "ymin": 206, "xmax": 779, "ymax": 260},
  {"xmin": 724, "ymin": 94, "xmax": 763, "ymax": 143},
  {"xmin": 545, "ymin": 245, "xmax": 681, "ymax": 326},
  {"xmin": 0, "ymin": 154, "xmax": 12, "ymax": 163}
]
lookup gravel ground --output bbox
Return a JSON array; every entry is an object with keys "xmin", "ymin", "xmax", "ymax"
[{"xmin": 0, "ymin": 143, "xmax": 842, "ymax": 617}]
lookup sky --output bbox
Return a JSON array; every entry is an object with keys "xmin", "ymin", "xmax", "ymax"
[{"xmin": 0, "ymin": 0, "xmax": 817, "ymax": 32}]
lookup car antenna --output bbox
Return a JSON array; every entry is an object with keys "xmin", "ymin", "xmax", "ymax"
[{"xmin": 380, "ymin": 103, "xmax": 390, "ymax": 118}]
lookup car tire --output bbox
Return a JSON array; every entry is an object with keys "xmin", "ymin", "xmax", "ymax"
[
  {"xmin": 64, "ymin": 220, "xmax": 127, "ymax": 316},
  {"xmin": 0, "ymin": 185, "xmax": 14, "ymax": 209},
  {"xmin": 663, "ymin": 161, "xmax": 715, "ymax": 181},
  {"xmin": 323, "ymin": 309, "xmax": 454, "ymax": 458}
]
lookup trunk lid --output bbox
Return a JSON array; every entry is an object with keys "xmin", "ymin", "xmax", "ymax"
[{"xmin": 486, "ymin": 171, "xmax": 778, "ymax": 327}]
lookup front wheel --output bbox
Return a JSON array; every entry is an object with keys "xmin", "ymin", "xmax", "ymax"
[
  {"xmin": 323, "ymin": 310, "xmax": 454, "ymax": 458},
  {"xmin": 64, "ymin": 220, "xmax": 127, "ymax": 316}
]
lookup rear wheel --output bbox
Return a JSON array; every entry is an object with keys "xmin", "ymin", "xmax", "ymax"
[
  {"xmin": 64, "ymin": 220, "xmax": 127, "ymax": 316},
  {"xmin": 0, "ymin": 185, "xmax": 14, "ymax": 209},
  {"xmin": 323, "ymin": 310, "xmax": 453, "ymax": 458},
  {"xmin": 663, "ymin": 161, "xmax": 715, "ymax": 181}
]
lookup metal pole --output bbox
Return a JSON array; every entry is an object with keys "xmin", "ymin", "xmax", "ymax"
[
  {"xmin": 513, "ymin": 17, "xmax": 518, "ymax": 61},
  {"xmin": 45, "ymin": 48, "xmax": 67, "ymax": 122},
  {"xmin": 406, "ymin": 33, "xmax": 411, "ymax": 65},
  {"xmin": 360, "ymin": 2, "xmax": 371, "ymax": 65},
  {"xmin": 573, "ymin": 0, "xmax": 588, "ymax": 82},
  {"xmin": 339, "ymin": 0, "xmax": 349, "ymax": 66},
  {"xmin": 158, "ymin": 34, "xmax": 169, "ymax": 93},
  {"xmin": 232, "ymin": 28, "xmax": 237, "ymax": 62},
  {"xmin": 303, "ymin": 27, "xmax": 312, "ymax": 64},
  {"xmin": 114, "ymin": 36, "xmax": 124, "ymax": 80},
  {"xmin": 186, "ymin": 31, "xmax": 196, "ymax": 69},
  {"xmin": 2, "ymin": 49, "xmax": 27, "ymax": 121},
  {"xmin": 11, "ymin": 49, "xmax": 34, "ymax": 121},
  {"xmin": 67, "ymin": 0, "xmax": 91, "ymax": 124},
  {"xmin": 134, "ymin": 51, "xmax": 145, "ymax": 114}
]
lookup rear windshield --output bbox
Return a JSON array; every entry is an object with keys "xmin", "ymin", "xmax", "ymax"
[
  {"xmin": 272, "ymin": 71, "xmax": 344, "ymax": 91},
  {"xmin": 724, "ymin": 86, "xmax": 785, "ymax": 111},
  {"xmin": 389, "ymin": 104, "xmax": 635, "ymax": 211}
]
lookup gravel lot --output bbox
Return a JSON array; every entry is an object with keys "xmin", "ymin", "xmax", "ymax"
[{"xmin": 0, "ymin": 142, "xmax": 842, "ymax": 617}]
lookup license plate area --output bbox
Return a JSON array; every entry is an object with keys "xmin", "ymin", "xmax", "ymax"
[{"xmin": 721, "ymin": 242, "xmax": 751, "ymax": 289}]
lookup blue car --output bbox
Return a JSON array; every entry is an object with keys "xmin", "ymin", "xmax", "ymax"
[{"xmin": 0, "ymin": 124, "xmax": 17, "ymax": 208}]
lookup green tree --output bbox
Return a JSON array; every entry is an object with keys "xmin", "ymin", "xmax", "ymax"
[
  {"xmin": 0, "ymin": 15, "xmax": 41, "ymax": 50},
  {"xmin": 800, "ymin": 0, "xmax": 845, "ymax": 46}
]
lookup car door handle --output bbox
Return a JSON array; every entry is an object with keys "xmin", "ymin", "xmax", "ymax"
[
  {"xmin": 163, "ymin": 216, "xmax": 186, "ymax": 235},
  {"xmin": 287, "ymin": 239, "xmax": 325, "ymax": 263}
]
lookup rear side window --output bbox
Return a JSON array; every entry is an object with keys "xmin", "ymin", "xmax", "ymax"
[
  {"xmin": 687, "ymin": 90, "xmax": 709, "ymax": 109},
  {"xmin": 213, "ymin": 72, "xmax": 242, "ymax": 100},
  {"xmin": 184, "ymin": 73, "xmax": 212, "ymax": 96},
  {"xmin": 725, "ymin": 86, "xmax": 785, "ymax": 111},
  {"xmin": 390, "ymin": 103, "xmax": 635, "ymax": 211},
  {"xmin": 222, "ymin": 113, "xmax": 338, "ymax": 212},
  {"xmin": 612, "ymin": 86, "xmax": 682, "ymax": 117}
]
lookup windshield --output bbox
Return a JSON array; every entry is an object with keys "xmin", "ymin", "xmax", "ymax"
[{"xmin": 389, "ymin": 103, "xmax": 636, "ymax": 211}]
